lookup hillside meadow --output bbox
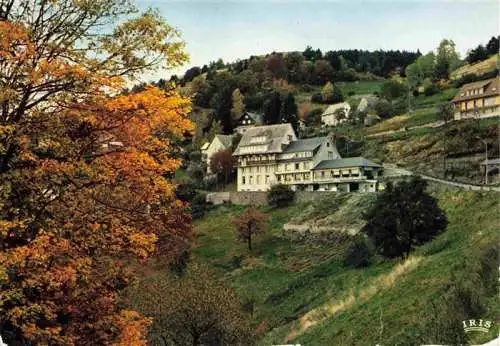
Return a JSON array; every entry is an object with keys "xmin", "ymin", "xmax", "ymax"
[{"xmin": 191, "ymin": 189, "xmax": 498, "ymax": 345}]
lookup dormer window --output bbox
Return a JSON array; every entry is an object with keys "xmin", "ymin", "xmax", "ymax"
[{"xmin": 250, "ymin": 136, "xmax": 266, "ymax": 143}]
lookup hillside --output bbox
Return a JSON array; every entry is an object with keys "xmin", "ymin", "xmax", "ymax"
[
  {"xmin": 450, "ymin": 54, "xmax": 499, "ymax": 80},
  {"xmin": 192, "ymin": 189, "xmax": 498, "ymax": 345}
]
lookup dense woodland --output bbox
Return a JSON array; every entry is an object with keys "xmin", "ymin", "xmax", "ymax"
[{"xmin": 127, "ymin": 36, "xmax": 498, "ymax": 139}]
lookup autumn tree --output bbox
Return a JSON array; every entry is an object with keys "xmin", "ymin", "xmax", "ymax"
[
  {"xmin": 231, "ymin": 88, "xmax": 245, "ymax": 121},
  {"xmin": 298, "ymin": 103, "xmax": 312, "ymax": 122},
  {"xmin": 122, "ymin": 266, "xmax": 253, "ymax": 345},
  {"xmin": 209, "ymin": 149, "xmax": 235, "ymax": 184},
  {"xmin": 232, "ymin": 208, "xmax": 269, "ymax": 251},
  {"xmin": 314, "ymin": 59, "xmax": 334, "ymax": 84},
  {"xmin": 0, "ymin": 1, "xmax": 193, "ymax": 345},
  {"xmin": 266, "ymin": 53, "xmax": 287, "ymax": 79},
  {"xmin": 321, "ymin": 82, "xmax": 335, "ymax": 102}
]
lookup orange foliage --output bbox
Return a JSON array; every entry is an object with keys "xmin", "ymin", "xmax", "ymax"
[{"xmin": 0, "ymin": 1, "xmax": 193, "ymax": 345}]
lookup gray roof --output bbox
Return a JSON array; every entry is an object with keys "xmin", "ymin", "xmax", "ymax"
[
  {"xmin": 233, "ymin": 123, "xmax": 294, "ymax": 156},
  {"xmin": 313, "ymin": 157, "xmax": 381, "ymax": 170},
  {"xmin": 283, "ymin": 137, "xmax": 326, "ymax": 153},
  {"xmin": 322, "ymin": 102, "xmax": 349, "ymax": 116},
  {"xmin": 213, "ymin": 134, "xmax": 233, "ymax": 148}
]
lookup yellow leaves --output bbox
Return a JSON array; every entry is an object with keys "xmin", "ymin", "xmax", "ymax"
[
  {"xmin": 112, "ymin": 310, "xmax": 151, "ymax": 346},
  {"xmin": 128, "ymin": 232, "xmax": 157, "ymax": 259},
  {"xmin": 0, "ymin": 21, "xmax": 35, "ymax": 60}
]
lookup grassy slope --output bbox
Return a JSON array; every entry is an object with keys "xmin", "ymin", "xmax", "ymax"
[{"xmin": 192, "ymin": 190, "xmax": 498, "ymax": 345}]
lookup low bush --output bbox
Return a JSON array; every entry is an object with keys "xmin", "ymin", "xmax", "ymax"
[
  {"xmin": 267, "ymin": 184, "xmax": 295, "ymax": 208},
  {"xmin": 343, "ymin": 236, "xmax": 374, "ymax": 268},
  {"xmin": 424, "ymin": 83, "xmax": 440, "ymax": 96}
]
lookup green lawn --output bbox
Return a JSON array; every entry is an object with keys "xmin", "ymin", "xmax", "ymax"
[
  {"xmin": 192, "ymin": 191, "xmax": 499, "ymax": 345},
  {"xmin": 405, "ymin": 107, "xmax": 438, "ymax": 128},
  {"xmin": 413, "ymin": 87, "xmax": 458, "ymax": 108},
  {"xmin": 338, "ymin": 80, "xmax": 385, "ymax": 96}
]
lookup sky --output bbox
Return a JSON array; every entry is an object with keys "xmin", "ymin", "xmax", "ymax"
[{"xmin": 135, "ymin": 0, "xmax": 500, "ymax": 81}]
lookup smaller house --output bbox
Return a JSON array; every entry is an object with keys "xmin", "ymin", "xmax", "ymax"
[
  {"xmin": 357, "ymin": 97, "xmax": 369, "ymax": 113},
  {"xmin": 234, "ymin": 112, "xmax": 259, "ymax": 135},
  {"xmin": 451, "ymin": 77, "xmax": 499, "ymax": 120},
  {"xmin": 311, "ymin": 157, "xmax": 382, "ymax": 192},
  {"xmin": 201, "ymin": 134, "xmax": 234, "ymax": 174},
  {"xmin": 321, "ymin": 102, "xmax": 351, "ymax": 126}
]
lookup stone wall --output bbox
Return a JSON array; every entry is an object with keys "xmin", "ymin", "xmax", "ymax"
[{"xmin": 206, "ymin": 190, "xmax": 340, "ymax": 206}]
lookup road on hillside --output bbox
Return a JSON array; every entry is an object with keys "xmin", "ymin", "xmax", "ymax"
[
  {"xmin": 382, "ymin": 163, "xmax": 500, "ymax": 192},
  {"xmin": 366, "ymin": 120, "xmax": 446, "ymax": 138}
]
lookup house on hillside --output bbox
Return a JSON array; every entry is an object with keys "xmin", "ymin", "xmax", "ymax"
[
  {"xmin": 233, "ymin": 123, "xmax": 383, "ymax": 192},
  {"xmin": 312, "ymin": 157, "xmax": 382, "ymax": 192},
  {"xmin": 321, "ymin": 102, "xmax": 351, "ymax": 126},
  {"xmin": 201, "ymin": 134, "xmax": 234, "ymax": 174},
  {"xmin": 234, "ymin": 111, "xmax": 259, "ymax": 134},
  {"xmin": 357, "ymin": 97, "xmax": 369, "ymax": 113},
  {"xmin": 451, "ymin": 77, "xmax": 500, "ymax": 120}
]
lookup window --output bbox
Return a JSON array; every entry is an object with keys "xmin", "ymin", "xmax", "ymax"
[
  {"xmin": 321, "ymin": 171, "xmax": 325, "ymax": 178},
  {"xmin": 288, "ymin": 135, "xmax": 293, "ymax": 141},
  {"xmin": 242, "ymin": 176, "xmax": 246, "ymax": 185},
  {"xmin": 327, "ymin": 142, "xmax": 330, "ymax": 147},
  {"xmin": 295, "ymin": 163, "xmax": 300, "ymax": 170},
  {"xmin": 265, "ymin": 175, "xmax": 269, "ymax": 184},
  {"xmin": 249, "ymin": 176, "xmax": 253, "ymax": 184},
  {"xmin": 257, "ymin": 176, "xmax": 260, "ymax": 184}
]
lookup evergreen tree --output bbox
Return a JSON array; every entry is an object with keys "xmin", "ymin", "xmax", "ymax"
[
  {"xmin": 280, "ymin": 93, "xmax": 299, "ymax": 133},
  {"xmin": 486, "ymin": 36, "xmax": 499, "ymax": 56},
  {"xmin": 263, "ymin": 91, "xmax": 281, "ymax": 125}
]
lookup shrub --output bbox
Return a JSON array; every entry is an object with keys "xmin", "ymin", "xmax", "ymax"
[
  {"xmin": 343, "ymin": 236, "xmax": 373, "ymax": 268},
  {"xmin": 311, "ymin": 92, "xmax": 323, "ymax": 103},
  {"xmin": 267, "ymin": 184, "xmax": 295, "ymax": 208},
  {"xmin": 380, "ymin": 79, "xmax": 406, "ymax": 101},
  {"xmin": 424, "ymin": 83, "xmax": 440, "ymax": 96},
  {"xmin": 305, "ymin": 108, "xmax": 323, "ymax": 127},
  {"xmin": 374, "ymin": 99, "xmax": 395, "ymax": 119}
]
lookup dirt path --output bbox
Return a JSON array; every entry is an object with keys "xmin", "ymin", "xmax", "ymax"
[{"xmin": 366, "ymin": 120, "xmax": 446, "ymax": 138}]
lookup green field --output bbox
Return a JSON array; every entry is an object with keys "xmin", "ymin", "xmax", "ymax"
[
  {"xmin": 338, "ymin": 80, "xmax": 385, "ymax": 96},
  {"xmin": 192, "ymin": 191, "xmax": 499, "ymax": 345}
]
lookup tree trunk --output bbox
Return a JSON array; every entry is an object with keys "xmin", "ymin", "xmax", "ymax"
[{"xmin": 247, "ymin": 222, "xmax": 253, "ymax": 251}]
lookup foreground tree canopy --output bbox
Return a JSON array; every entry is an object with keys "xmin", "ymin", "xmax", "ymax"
[{"xmin": 0, "ymin": 1, "xmax": 193, "ymax": 344}]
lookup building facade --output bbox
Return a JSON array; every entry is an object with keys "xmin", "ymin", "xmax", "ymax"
[
  {"xmin": 321, "ymin": 102, "xmax": 351, "ymax": 126},
  {"xmin": 233, "ymin": 124, "xmax": 382, "ymax": 192},
  {"xmin": 452, "ymin": 77, "xmax": 500, "ymax": 120}
]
